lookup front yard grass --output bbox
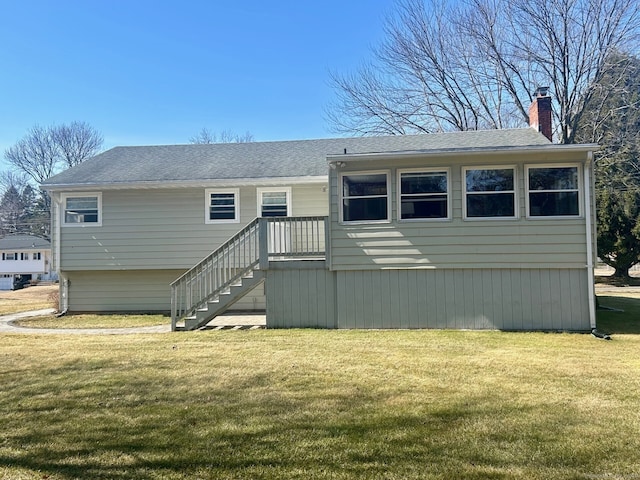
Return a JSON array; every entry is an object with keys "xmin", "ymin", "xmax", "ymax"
[
  {"xmin": 14, "ymin": 313, "xmax": 168, "ymax": 329},
  {"xmin": 597, "ymin": 293, "xmax": 640, "ymax": 334},
  {"xmin": 0, "ymin": 284, "xmax": 58, "ymax": 315},
  {"xmin": 2, "ymin": 327, "xmax": 640, "ymax": 479}
]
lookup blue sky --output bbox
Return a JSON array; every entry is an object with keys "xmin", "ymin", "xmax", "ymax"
[{"xmin": 0, "ymin": 0, "xmax": 391, "ymax": 159}]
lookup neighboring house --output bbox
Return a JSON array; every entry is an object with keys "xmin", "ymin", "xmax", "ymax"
[
  {"xmin": 0, "ymin": 234, "xmax": 55, "ymax": 289},
  {"xmin": 42, "ymin": 94, "xmax": 598, "ymax": 331}
]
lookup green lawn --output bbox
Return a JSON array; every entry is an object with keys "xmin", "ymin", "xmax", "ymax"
[
  {"xmin": 2, "ymin": 322, "xmax": 640, "ymax": 479},
  {"xmin": 14, "ymin": 313, "xmax": 168, "ymax": 329},
  {"xmin": 596, "ymin": 294, "xmax": 640, "ymax": 334}
]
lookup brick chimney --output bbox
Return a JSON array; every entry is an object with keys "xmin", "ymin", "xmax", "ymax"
[{"xmin": 529, "ymin": 86, "xmax": 553, "ymax": 142}]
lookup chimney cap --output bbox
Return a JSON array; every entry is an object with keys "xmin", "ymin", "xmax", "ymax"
[{"xmin": 534, "ymin": 86, "xmax": 550, "ymax": 97}]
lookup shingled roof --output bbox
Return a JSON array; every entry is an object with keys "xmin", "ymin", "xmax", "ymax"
[
  {"xmin": 42, "ymin": 129, "xmax": 551, "ymax": 189},
  {"xmin": 0, "ymin": 235, "xmax": 50, "ymax": 250}
]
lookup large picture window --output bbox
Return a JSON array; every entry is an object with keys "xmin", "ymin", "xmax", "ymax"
[
  {"xmin": 527, "ymin": 166, "xmax": 580, "ymax": 217},
  {"xmin": 399, "ymin": 169, "xmax": 449, "ymax": 220},
  {"xmin": 464, "ymin": 167, "xmax": 516, "ymax": 219},
  {"xmin": 62, "ymin": 193, "xmax": 101, "ymax": 226},
  {"xmin": 341, "ymin": 172, "xmax": 390, "ymax": 223},
  {"xmin": 206, "ymin": 189, "xmax": 239, "ymax": 223}
]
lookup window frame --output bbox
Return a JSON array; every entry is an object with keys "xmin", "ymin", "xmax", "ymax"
[
  {"xmin": 257, "ymin": 187, "xmax": 292, "ymax": 218},
  {"xmin": 397, "ymin": 168, "xmax": 451, "ymax": 222},
  {"xmin": 205, "ymin": 188, "xmax": 240, "ymax": 224},
  {"xmin": 525, "ymin": 164, "xmax": 582, "ymax": 219},
  {"xmin": 339, "ymin": 170, "xmax": 392, "ymax": 224},
  {"xmin": 61, "ymin": 193, "xmax": 102, "ymax": 227},
  {"xmin": 462, "ymin": 165, "xmax": 518, "ymax": 220}
]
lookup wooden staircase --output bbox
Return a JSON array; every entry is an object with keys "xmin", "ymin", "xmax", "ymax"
[
  {"xmin": 182, "ymin": 268, "xmax": 265, "ymax": 330},
  {"xmin": 171, "ymin": 218, "xmax": 265, "ymax": 331},
  {"xmin": 171, "ymin": 216, "xmax": 327, "ymax": 331}
]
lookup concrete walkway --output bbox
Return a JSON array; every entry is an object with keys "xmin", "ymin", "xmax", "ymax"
[
  {"xmin": 0, "ymin": 309, "xmax": 266, "ymax": 335},
  {"xmin": 0, "ymin": 309, "xmax": 171, "ymax": 335}
]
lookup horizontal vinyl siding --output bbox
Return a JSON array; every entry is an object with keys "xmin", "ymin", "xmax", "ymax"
[
  {"xmin": 64, "ymin": 269, "xmax": 265, "ymax": 313},
  {"xmin": 334, "ymin": 268, "xmax": 590, "ymax": 331},
  {"xmin": 59, "ymin": 184, "xmax": 327, "ymax": 271},
  {"xmin": 266, "ymin": 261, "xmax": 335, "ymax": 328},
  {"xmin": 65, "ymin": 270, "xmax": 181, "ymax": 313},
  {"xmin": 291, "ymin": 184, "xmax": 329, "ymax": 216},
  {"xmin": 330, "ymin": 153, "xmax": 591, "ymax": 270},
  {"xmin": 331, "ymin": 221, "xmax": 587, "ymax": 269}
]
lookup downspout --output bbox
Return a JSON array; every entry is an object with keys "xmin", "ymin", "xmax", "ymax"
[{"xmin": 584, "ymin": 152, "xmax": 596, "ymax": 330}]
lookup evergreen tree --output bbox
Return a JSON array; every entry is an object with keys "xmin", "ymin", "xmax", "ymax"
[
  {"xmin": 577, "ymin": 52, "xmax": 640, "ymax": 278},
  {"xmin": 0, "ymin": 186, "xmax": 24, "ymax": 235}
]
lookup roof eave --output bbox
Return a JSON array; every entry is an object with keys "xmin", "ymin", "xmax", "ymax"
[{"xmin": 326, "ymin": 143, "xmax": 600, "ymax": 164}]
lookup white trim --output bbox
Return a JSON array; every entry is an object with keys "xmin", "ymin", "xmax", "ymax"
[
  {"xmin": 257, "ymin": 187, "xmax": 292, "ymax": 217},
  {"xmin": 397, "ymin": 167, "xmax": 451, "ymax": 222},
  {"xmin": 339, "ymin": 170, "xmax": 392, "ymax": 224},
  {"xmin": 43, "ymin": 176, "xmax": 327, "ymax": 192},
  {"xmin": 52, "ymin": 192, "xmax": 61, "ymax": 271},
  {"xmin": 205, "ymin": 188, "xmax": 240, "ymax": 224},
  {"xmin": 462, "ymin": 165, "xmax": 518, "ymax": 220},
  {"xmin": 524, "ymin": 164, "xmax": 583, "ymax": 219},
  {"xmin": 61, "ymin": 192, "xmax": 102, "ymax": 227},
  {"xmin": 584, "ymin": 154, "xmax": 597, "ymax": 330},
  {"xmin": 327, "ymin": 142, "xmax": 600, "ymax": 164}
]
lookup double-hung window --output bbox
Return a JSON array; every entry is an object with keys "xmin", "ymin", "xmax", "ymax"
[
  {"xmin": 341, "ymin": 172, "xmax": 390, "ymax": 223},
  {"xmin": 399, "ymin": 169, "xmax": 449, "ymax": 220},
  {"xmin": 527, "ymin": 165, "xmax": 580, "ymax": 217},
  {"xmin": 464, "ymin": 167, "xmax": 517, "ymax": 219},
  {"xmin": 257, "ymin": 188, "xmax": 291, "ymax": 217},
  {"xmin": 62, "ymin": 193, "xmax": 102, "ymax": 226},
  {"xmin": 206, "ymin": 189, "xmax": 239, "ymax": 223}
]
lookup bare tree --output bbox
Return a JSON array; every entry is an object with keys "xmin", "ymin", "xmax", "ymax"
[
  {"xmin": 0, "ymin": 171, "xmax": 30, "ymax": 196},
  {"xmin": 4, "ymin": 122, "xmax": 103, "ymax": 184},
  {"xmin": 4, "ymin": 125, "xmax": 60, "ymax": 185},
  {"xmin": 189, "ymin": 128, "xmax": 254, "ymax": 144},
  {"xmin": 53, "ymin": 121, "xmax": 104, "ymax": 168},
  {"xmin": 328, "ymin": 0, "xmax": 640, "ymax": 143}
]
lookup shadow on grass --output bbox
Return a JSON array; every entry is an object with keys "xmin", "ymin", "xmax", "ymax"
[
  {"xmin": 595, "ymin": 275, "xmax": 640, "ymax": 287},
  {"xmin": 0, "ymin": 391, "xmax": 587, "ymax": 480},
  {"xmin": 597, "ymin": 295, "xmax": 640, "ymax": 334}
]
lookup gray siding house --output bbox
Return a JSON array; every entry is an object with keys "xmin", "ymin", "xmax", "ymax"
[{"xmin": 42, "ymin": 100, "xmax": 598, "ymax": 331}]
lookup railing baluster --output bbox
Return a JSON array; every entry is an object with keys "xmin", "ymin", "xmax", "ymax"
[{"xmin": 170, "ymin": 217, "xmax": 328, "ymax": 329}]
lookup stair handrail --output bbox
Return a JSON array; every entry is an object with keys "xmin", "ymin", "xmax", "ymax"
[
  {"xmin": 171, "ymin": 218, "xmax": 261, "ymax": 329},
  {"xmin": 170, "ymin": 216, "xmax": 328, "ymax": 330}
]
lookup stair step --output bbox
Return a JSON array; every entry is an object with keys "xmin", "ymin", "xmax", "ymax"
[{"xmin": 181, "ymin": 269, "xmax": 265, "ymax": 330}]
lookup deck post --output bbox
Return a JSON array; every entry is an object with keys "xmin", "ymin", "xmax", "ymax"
[
  {"xmin": 324, "ymin": 216, "xmax": 331, "ymax": 270},
  {"xmin": 258, "ymin": 218, "xmax": 269, "ymax": 270}
]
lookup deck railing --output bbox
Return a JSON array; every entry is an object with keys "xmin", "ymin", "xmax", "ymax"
[
  {"xmin": 171, "ymin": 216, "xmax": 327, "ymax": 329},
  {"xmin": 266, "ymin": 216, "xmax": 326, "ymax": 259}
]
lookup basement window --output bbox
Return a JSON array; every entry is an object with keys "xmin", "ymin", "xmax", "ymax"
[
  {"xmin": 206, "ymin": 189, "xmax": 240, "ymax": 223},
  {"xmin": 341, "ymin": 171, "xmax": 390, "ymax": 223},
  {"xmin": 527, "ymin": 165, "xmax": 580, "ymax": 217},
  {"xmin": 464, "ymin": 167, "xmax": 517, "ymax": 219},
  {"xmin": 62, "ymin": 193, "xmax": 102, "ymax": 226}
]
